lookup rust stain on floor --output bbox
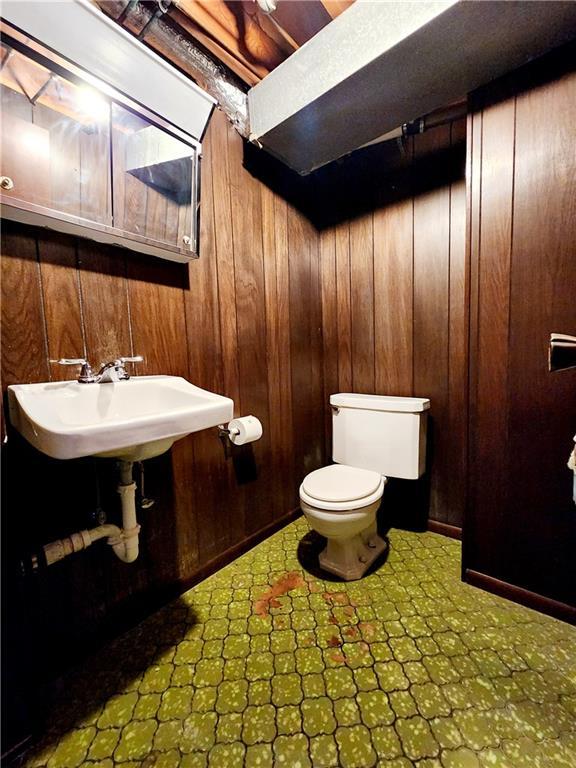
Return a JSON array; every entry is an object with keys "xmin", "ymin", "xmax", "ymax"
[{"xmin": 253, "ymin": 571, "xmax": 306, "ymax": 617}]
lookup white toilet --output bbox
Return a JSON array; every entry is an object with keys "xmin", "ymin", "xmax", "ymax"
[{"xmin": 299, "ymin": 393, "xmax": 430, "ymax": 580}]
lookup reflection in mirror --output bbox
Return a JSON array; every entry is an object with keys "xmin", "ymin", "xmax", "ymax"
[
  {"xmin": 0, "ymin": 28, "xmax": 200, "ymax": 261},
  {"xmin": 111, "ymin": 103, "xmax": 194, "ymax": 249},
  {"xmin": 0, "ymin": 44, "xmax": 111, "ymax": 223}
]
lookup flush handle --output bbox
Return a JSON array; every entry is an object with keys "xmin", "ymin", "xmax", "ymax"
[{"xmin": 1, "ymin": 176, "xmax": 14, "ymax": 190}]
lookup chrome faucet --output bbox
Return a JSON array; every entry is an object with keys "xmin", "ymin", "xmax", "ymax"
[{"xmin": 58, "ymin": 356, "xmax": 143, "ymax": 383}]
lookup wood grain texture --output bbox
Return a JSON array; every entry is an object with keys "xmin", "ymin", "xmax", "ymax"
[
  {"xmin": 77, "ymin": 242, "xmax": 132, "ymax": 365},
  {"xmin": 126, "ymin": 257, "xmax": 189, "ymax": 377},
  {"xmin": 210, "ymin": 111, "xmax": 240, "ymax": 409},
  {"xmin": 349, "ymin": 213, "xmax": 374, "ymax": 392},
  {"xmin": 321, "ymin": 120, "xmax": 467, "ymax": 527},
  {"xmin": 185, "ymin": 125, "xmax": 228, "ymax": 560},
  {"xmin": 262, "ymin": 183, "xmax": 287, "ymax": 517},
  {"xmin": 446, "ymin": 119, "xmax": 468, "ymax": 524},
  {"xmin": 274, "ymin": 194, "xmax": 296, "ymax": 512},
  {"xmin": 373, "ymin": 196, "xmax": 413, "ymax": 396},
  {"xmin": 413, "ymin": 125, "xmax": 452, "ymax": 523},
  {"xmin": 509, "ymin": 67, "xmax": 576, "ymax": 603},
  {"xmin": 1, "ymin": 224, "xmax": 49, "ymax": 388},
  {"xmin": 229, "ymin": 119, "xmax": 274, "ymax": 536},
  {"xmin": 37, "ymin": 232, "xmax": 85, "ymax": 381},
  {"xmin": 466, "ymin": 46, "xmax": 576, "ymax": 608},
  {"xmin": 289, "ymin": 206, "xmax": 325, "ymax": 480},
  {"xmin": 320, "ymin": 227, "xmax": 338, "ymax": 453},
  {"xmin": 335, "ymin": 222, "xmax": 352, "ymax": 392},
  {"xmin": 469, "ymin": 94, "xmax": 516, "ymax": 572}
]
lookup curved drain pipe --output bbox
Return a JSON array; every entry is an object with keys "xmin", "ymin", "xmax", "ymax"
[{"xmin": 42, "ymin": 461, "xmax": 141, "ymax": 567}]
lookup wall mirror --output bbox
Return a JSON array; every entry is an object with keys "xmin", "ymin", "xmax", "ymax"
[{"xmin": 0, "ymin": 22, "xmax": 201, "ymax": 262}]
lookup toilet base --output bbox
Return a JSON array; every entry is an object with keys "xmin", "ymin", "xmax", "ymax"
[{"xmin": 319, "ymin": 525, "xmax": 387, "ymax": 581}]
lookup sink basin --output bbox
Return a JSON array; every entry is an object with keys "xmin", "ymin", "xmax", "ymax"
[{"xmin": 8, "ymin": 375, "xmax": 234, "ymax": 461}]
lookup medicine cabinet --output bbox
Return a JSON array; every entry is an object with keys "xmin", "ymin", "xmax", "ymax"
[{"xmin": 0, "ymin": 22, "xmax": 203, "ymax": 262}]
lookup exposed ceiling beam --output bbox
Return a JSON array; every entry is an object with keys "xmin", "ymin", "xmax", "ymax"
[
  {"xmin": 173, "ymin": 0, "xmax": 293, "ymax": 80},
  {"xmin": 169, "ymin": 7, "xmax": 264, "ymax": 86},
  {"xmin": 270, "ymin": 1, "xmax": 332, "ymax": 47}
]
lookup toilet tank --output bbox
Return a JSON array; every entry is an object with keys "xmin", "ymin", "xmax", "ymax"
[{"xmin": 331, "ymin": 393, "xmax": 430, "ymax": 480}]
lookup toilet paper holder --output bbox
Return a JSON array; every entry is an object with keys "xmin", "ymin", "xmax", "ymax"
[
  {"xmin": 217, "ymin": 415, "xmax": 263, "ymax": 446},
  {"xmin": 549, "ymin": 333, "xmax": 576, "ymax": 372},
  {"xmin": 218, "ymin": 423, "xmax": 240, "ymax": 440}
]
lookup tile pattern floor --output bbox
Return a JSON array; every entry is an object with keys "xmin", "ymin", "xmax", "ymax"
[{"xmin": 23, "ymin": 519, "xmax": 576, "ymax": 768}]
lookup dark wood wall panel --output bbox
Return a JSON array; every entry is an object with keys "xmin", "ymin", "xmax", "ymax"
[
  {"xmin": 466, "ymin": 46, "xmax": 576, "ymax": 610},
  {"xmin": 1, "ymin": 227, "xmax": 49, "ymax": 388},
  {"xmin": 77, "ymin": 243, "xmax": 133, "ymax": 364},
  {"xmin": 275, "ymin": 195, "xmax": 296, "ymax": 513},
  {"xmin": 37, "ymin": 233, "xmax": 85, "ymax": 379},
  {"xmin": 350, "ymin": 214, "xmax": 375, "ymax": 392},
  {"xmin": 288, "ymin": 207, "xmax": 324, "ymax": 483},
  {"xmin": 320, "ymin": 120, "xmax": 468, "ymax": 528},
  {"xmin": 228, "ymin": 122, "xmax": 274, "ymax": 537},
  {"xmin": 446, "ymin": 120, "xmax": 468, "ymax": 522},
  {"xmin": 373, "ymin": 195, "xmax": 413, "ymax": 397},
  {"xmin": 320, "ymin": 228, "xmax": 338, "ymax": 455},
  {"xmin": 413, "ymin": 127, "xmax": 452, "ymax": 523},
  {"xmin": 468, "ymin": 95, "xmax": 516, "ymax": 572},
  {"xmin": 211, "ymin": 113, "xmax": 241, "ymax": 410},
  {"xmin": 185, "ymin": 123, "xmax": 230, "ymax": 562},
  {"xmin": 1, "ymin": 110, "xmax": 325, "ymax": 692}
]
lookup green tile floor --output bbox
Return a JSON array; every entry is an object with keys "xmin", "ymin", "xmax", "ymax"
[{"xmin": 23, "ymin": 519, "xmax": 576, "ymax": 767}]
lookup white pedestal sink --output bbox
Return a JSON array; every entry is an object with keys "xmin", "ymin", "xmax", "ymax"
[{"xmin": 8, "ymin": 375, "xmax": 234, "ymax": 461}]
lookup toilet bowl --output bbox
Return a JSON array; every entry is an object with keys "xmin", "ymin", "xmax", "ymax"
[
  {"xmin": 299, "ymin": 392, "xmax": 430, "ymax": 581},
  {"xmin": 299, "ymin": 464, "xmax": 388, "ymax": 580}
]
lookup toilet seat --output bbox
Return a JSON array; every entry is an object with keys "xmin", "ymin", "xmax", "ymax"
[{"xmin": 300, "ymin": 465, "xmax": 386, "ymax": 511}]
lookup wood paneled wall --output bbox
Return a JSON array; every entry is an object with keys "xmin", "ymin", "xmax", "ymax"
[
  {"xmin": 1, "ymin": 101, "xmax": 469, "ymax": 719},
  {"xmin": 2, "ymin": 111, "xmax": 470, "ymax": 697},
  {"xmin": 320, "ymin": 120, "xmax": 467, "ymax": 529},
  {"xmin": 465, "ymin": 44, "xmax": 576, "ymax": 616},
  {"xmin": 1, "ymin": 109, "xmax": 324, "ymax": 693}
]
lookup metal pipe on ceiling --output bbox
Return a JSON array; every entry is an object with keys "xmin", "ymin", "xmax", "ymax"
[{"xmin": 96, "ymin": 0, "xmax": 249, "ymax": 137}]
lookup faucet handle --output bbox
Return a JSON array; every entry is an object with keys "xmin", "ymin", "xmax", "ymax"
[
  {"xmin": 58, "ymin": 358, "xmax": 95, "ymax": 383},
  {"xmin": 111, "ymin": 355, "xmax": 143, "ymax": 381},
  {"xmin": 58, "ymin": 358, "xmax": 88, "ymax": 365}
]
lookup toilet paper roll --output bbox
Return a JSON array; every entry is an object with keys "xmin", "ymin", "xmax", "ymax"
[{"xmin": 228, "ymin": 415, "xmax": 263, "ymax": 446}]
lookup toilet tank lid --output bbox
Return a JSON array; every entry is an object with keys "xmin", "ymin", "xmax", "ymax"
[{"xmin": 330, "ymin": 393, "xmax": 430, "ymax": 413}]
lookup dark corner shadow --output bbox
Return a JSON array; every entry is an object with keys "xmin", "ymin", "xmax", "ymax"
[
  {"xmin": 216, "ymin": 433, "xmax": 260, "ymax": 485},
  {"xmin": 19, "ymin": 596, "xmax": 199, "ymax": 763},
  {"xmin": 471, "ymin": 38, "xmax": 576, "ymax": 113},
  {"xmin": 1, "ymin": 432, "xmax": 187, "ymax": 762},
  {"xmin": 296, "ymin": 529, "xmax": 390, "ymax": 583},
  {"xmin": 122, "ymin": 247, "xmax": 191, "ymax": 290},
  {"xmin": 243, "ymin": 129, "xmax": 465, "ymax": 230},
  {"xmin": 376, "ymin": 421, "xmax": 433, "ymax": 536},
  {"xmin": 244, "ymin": 38, "xmax": 576, "ymax": 228},
  {"xmin": 1, "ymin": 220, "xmax": 191, "ymax": 291}
]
